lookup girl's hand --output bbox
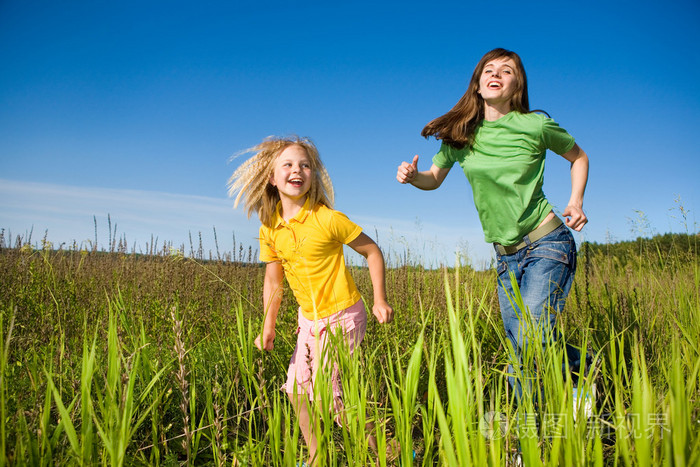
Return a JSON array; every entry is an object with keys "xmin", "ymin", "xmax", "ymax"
[
  {"xmin": 372, "ymin": 299, "xmax": 394, "ymax": 324},
  {"xmin": 563, "ymin": 205, "xmax": 588, "ymax": 231},
  {"xmin": 254, "ymin": 332, "xmax": 275, "ymax": 351},
  {"xmin": 396, "ymin": 155, "xmax": 419, "ymax": 184}
]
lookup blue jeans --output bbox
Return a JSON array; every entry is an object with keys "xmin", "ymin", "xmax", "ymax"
[{"xmin": 495, "ymin": 223, "xmax": 585, "ymax": 399}]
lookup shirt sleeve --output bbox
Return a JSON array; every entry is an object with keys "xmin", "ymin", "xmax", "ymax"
[
  {"xmin": 542, "ymin": 117, "xmax": 576, "ymax": 155},
  {"xmin": 431, "ymin": 142, "xmax": 459, "ymax": 169},
  {"xmin": 258, "ymin": 225, "xmax": 279, "ymax": 263},
  {"xmin": 328, "ymin": 209, "xmax": 363, "ymax": 244}
]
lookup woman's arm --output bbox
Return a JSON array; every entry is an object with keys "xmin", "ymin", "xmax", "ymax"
[
  {"xmin": 560, "ymin": 143, "xmax": 589, "ymax": 231},
  {"xmin": 347, "ymin": 233, "xmax": 394, "ymax": 324},
  {"xmin": 396, "ymin": 155, "xmax": 450, "ymax": 190},
  {"xmin": 255, "ymin": 261, "xmax": 284, "ymax": 350}
]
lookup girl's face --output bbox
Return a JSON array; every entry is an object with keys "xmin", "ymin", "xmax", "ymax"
[
  {"xmin": 477, "ymin": 57, "xmax": 518, "ymax": 105},
  {"xmin": 270, "ymin": 144, "xmax": 312, "ymax": 202}
]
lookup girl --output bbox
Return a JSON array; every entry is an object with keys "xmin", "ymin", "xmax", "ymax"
[
  {"xmin": 229, "ymin": 136, "xmax": 394, "ymax": 465},
  {"xmin": 396, "ymin": 48, "xmax": 590, "ymax": 399}
]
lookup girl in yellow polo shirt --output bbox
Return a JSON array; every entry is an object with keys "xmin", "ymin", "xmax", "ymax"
[{"xmin": 228, "ymin": 135, "xmax": 394, "ymax": 465}]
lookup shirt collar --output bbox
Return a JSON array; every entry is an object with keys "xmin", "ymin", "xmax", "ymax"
[{"xmin": 272, "ymin": 197, "xmax": 311, "ymax": 228}]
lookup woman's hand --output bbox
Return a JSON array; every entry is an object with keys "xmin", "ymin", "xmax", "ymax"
[
  {"xmin": 563, "ymin": 205, "xmax": 588, "ymax": 231},
  {"xmin": 396, "ymin": 155, "xmax": 419, "ymax": 184},
  {"xmin": 560, "ymin": 143, "xmax": 589, "ymax": 231},
  {"xmin": 396, "ymin": 158, "xmax": 450, "ymax": 190}
]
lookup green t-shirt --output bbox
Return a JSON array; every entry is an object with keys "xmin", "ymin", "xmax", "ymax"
[{"xmin": 432, "ymin": 111, "xmax": 575, "ymax": 246}]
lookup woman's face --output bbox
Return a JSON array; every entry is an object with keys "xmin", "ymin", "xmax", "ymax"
[{"xmin": 477, "ymin": 57, "xmax": 518, "ymax": 105}]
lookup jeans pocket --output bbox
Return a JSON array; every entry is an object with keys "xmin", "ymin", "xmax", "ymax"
[
  {"xmin": 527, "ymin": 240, "xmax": 571, "ymax": 265},
  {"xmin": 524, "ymin": 238, "xmax": 576, "ymax": 303},
  {"xmin": 496, "ymin": 256, "xmax": 508, "ymax": 276}
]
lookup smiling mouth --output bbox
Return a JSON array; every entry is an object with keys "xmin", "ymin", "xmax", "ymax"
[
  {"xmin": 289, "ymin": 178, "xmax": 304, "ymax": 187},
  {"xmin": 487, "ymin": 81, "xmax": 501, "ymax": 89}
]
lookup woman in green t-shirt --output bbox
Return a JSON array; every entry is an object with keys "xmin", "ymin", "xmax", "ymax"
[{"xmin": 396, "ymin": 48, "xmax": 592, "ymax": 403}]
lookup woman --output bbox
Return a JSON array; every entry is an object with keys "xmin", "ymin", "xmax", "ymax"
[{"xmin": 396, "ymin": 48, "xmax": 590, "ymax": 399}]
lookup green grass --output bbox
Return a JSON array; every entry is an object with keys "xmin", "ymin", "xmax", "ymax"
[{"xmin": 0, "ymin": 231, "xmax": 698, "ymax": 465}]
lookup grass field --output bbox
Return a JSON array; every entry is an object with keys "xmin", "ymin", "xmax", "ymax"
[{"xmin": 0, "ymin": 229, "xmax": 698, "ymax": 466}]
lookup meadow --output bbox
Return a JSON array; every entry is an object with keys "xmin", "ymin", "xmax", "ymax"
[{"xmin": 0, "ymin": 228, "xmax": 698, "ymax": 466}]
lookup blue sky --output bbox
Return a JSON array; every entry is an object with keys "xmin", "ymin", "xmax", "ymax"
[{"xmin": 1, "ymin": 0, "xmax": 699, "ymax": 268}]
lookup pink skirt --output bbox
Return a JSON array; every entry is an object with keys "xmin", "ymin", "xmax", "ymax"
[{"xmin": 283, "ymin": 299, "xmax": 367, "ymax": 414}]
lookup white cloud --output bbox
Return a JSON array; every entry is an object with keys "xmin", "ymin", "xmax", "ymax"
[
  {"xmin": 0, "ymin": 179, "xmax": 260, "ymax": 256},
  {"xmin": 346, "ymin": 212, "xmax": 494, "ymax": 268},
  {"xmin": 0, "ymin": 179, "xmax": 495, "ymax": 267}
]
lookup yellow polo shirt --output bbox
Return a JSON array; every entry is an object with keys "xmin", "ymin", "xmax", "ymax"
[{"xmin": 259, "ymin": 199, "xmax": 363, "ymax": 320}]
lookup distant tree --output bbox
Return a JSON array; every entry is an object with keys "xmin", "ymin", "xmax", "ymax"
[{"xmin": 582, "ymin": 232, "xmax": 698, "ymax": 266}]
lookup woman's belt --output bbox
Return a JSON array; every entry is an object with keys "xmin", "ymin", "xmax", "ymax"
[{"xmin": 494, "ymin": 216, "xmax": 564, "ymax": 255}]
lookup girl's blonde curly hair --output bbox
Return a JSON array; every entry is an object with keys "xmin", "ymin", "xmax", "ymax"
[{"xmin": 227, "ymin": 136, "xmax": 334, "ymax": 227}]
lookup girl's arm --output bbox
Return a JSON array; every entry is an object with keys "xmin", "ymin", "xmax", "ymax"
[
  {"xmin": 255, "ymin": 261, "xmax": 284, "ymax": 351},
  {"xmin": 560, "ymin": 143, "xmax": 589, "ymax": 232},
  {"xmin": 347, "ymin": 233, "xmax": 394, "ymax": 324},
  {"xmin": 396, "ymin": 155, "xmax": 450, "ymax": 190}
]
